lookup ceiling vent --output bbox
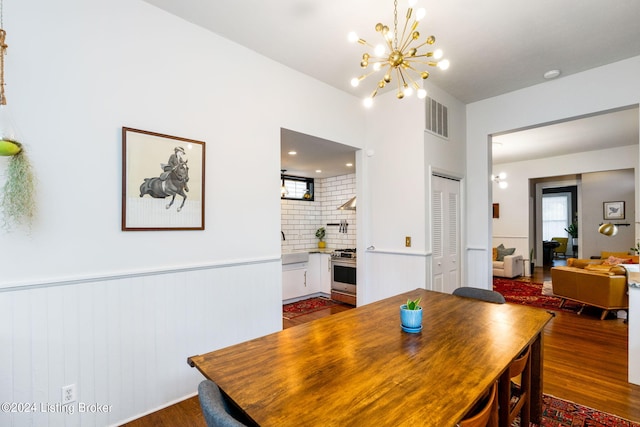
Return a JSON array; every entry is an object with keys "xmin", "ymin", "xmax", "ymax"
[{"xmin": 425, "ymin": 96, "xmax": 449, "ymax": 139}]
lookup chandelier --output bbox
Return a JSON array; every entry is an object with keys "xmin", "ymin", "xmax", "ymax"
[{"xmin": 348, "ymin": 0, "xmax": 449, "ymax": 108}]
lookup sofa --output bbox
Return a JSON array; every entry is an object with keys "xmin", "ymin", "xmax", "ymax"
[
  {"xmin": 551, "ymin": 257, "xmax": 631, "ymax": 320},
  {"xmin": 492, "ymin": 244, "xmax": 523, "ymax": 278}
]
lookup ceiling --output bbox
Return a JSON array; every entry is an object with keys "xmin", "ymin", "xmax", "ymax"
[
  {"xmin": 492, "ymin": 106, "xmax": 640, "ymax": 165},
  {"xmin": 281, "ymin": 129, "xmax": 356, "ymax": 178},
  {"xmin": 143, "ymin": 0, "xmax": 640, "ymax": 174}
]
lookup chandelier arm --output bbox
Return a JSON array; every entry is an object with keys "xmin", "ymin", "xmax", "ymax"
[
  {"xmin": 413, "ymin": 39, "xmax": 435, "ymax": 51},
  {"xmin": 397, "ymin": 12, "xmax": 412, "ymax": 52},
  {"xmin": 404, "ymin": 58, "xmax": 439, "ymax": 67},
  {"xmin": 408, "ymin": 52, "xmax": 437, "ymax": 60}
]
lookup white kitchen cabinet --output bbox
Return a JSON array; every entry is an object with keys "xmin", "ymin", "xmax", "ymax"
[
  {"xmin": 282, "ymin": 263, "xmax": 308, "ymax": 301},
  {"xmin": 308, "ymin": 253, "xmax": 332, "ymax": 295},
  {"xmin": 319, "ymin": 254, "xmax": 332, "ymax": 294}
]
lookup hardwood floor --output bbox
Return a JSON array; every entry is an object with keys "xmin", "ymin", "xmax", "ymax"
[{"xmin": 123, "ymin": 262, "xmax": 640, "ymax": 426}]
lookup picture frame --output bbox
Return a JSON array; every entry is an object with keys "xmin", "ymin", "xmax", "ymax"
[
  {"xmin": 122, "ymin": 127, "xmax": 205, "ymax": 231},
  {"xmin": 603, "ymin": 201, "xmax": 624, "ymax": 220},
  {"xmin": 492, "ymin": 203, "xmax": 499, "ymax": 219}
]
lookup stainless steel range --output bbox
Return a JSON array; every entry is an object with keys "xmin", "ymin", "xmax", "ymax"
[{"xmin": 331, "ymin": 249, "xmax": 356, "ymax": 305}]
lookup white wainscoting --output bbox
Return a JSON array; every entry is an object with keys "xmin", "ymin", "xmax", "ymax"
[
  {"xmin": 0, "ymin": 260, "xmax": 282, "ymax": 427},
  {"xmin": 467, "ymin": 247, "xmax": 491, "ymax": 289},
  {"xmin": 359, "ymin": 250, "xmax": 428, "ymax": 305}
]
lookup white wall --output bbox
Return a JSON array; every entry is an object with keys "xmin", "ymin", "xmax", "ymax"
[
  {"xmin": 359, "ymin": 81, "xmax": 467, "ymax": 304},
  {"xmin": 0, "ymin": 0, "xmax": 365, "ymax": 425},
  {"xmin": 467, "ymin": 55, "xmax": 640, "ymax": 287}
]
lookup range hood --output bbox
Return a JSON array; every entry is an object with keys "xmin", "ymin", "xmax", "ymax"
[{"xmin": 337, "ymin": 196, "xmax": 356, "ymax": 210}]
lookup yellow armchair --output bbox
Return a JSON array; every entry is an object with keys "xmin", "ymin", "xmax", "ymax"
[{"xmin": 551, "ymin": 237, "xmax": 568, "ymax": 258}]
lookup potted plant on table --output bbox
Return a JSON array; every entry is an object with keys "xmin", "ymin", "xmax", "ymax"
[
  {"xmin": 315, "ymin": 227, "xmax": 326, "ymax": 249},
  {"xmin": 400, "ymin": 297, "xmax": 422, "ymax": 333}
]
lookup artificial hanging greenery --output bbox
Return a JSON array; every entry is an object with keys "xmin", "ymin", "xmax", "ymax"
[{"xmin": 1, "ymin": 149, "xmax": 36, "ymax": 229}]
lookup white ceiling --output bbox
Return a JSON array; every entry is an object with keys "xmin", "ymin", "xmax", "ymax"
[{"xmin": 143, "ymin": 0, "xmax": 640, "ymax": 175}]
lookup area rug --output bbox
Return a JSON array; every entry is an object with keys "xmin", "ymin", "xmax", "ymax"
[
  {"xmin": 282, "ymin": 297, "xmax": 340, "ymax": 319},
  {"xmin": 493, "ymin": 277, "xmax": 582, "ymax": 314},
  {"xmin": 515, "ymin": 393, "xmax": 640, "ymax": 426}
]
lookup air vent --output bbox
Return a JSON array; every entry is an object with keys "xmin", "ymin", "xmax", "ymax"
[{"xmin": 425, "ymin": 96, "xmax": 448, "ymax": 139}]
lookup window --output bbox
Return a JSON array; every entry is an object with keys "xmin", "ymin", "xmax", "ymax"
[
  {"xmin": 542, "ymin": 193, "xmax": 571, "ymax": 240},
  {"xmin": 281, "ymin": 175, "xmax": 314, "ymax": 201}
]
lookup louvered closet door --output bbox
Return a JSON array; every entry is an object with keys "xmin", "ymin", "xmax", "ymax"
[{"xmin": 432, "ymin": 175, "xmax": 461, "ymax": 293}]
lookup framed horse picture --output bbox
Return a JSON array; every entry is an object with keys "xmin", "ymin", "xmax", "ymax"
[{"xmin": 122, "ymin": 127, "xmax": 205, "ymax": 231}]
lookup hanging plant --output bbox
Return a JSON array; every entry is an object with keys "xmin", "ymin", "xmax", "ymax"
[
  {"xmin": 1, "ymin": 148, "xmax": 35, "ymax": 229},
  {"xmin": 0, "ymin": 22, "xmax": 37, "ymax": 229}
]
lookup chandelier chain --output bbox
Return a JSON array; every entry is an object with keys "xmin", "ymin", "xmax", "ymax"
[{"xmin": 393, "ymin": 0, "xmax": 398, "ymax": 49}]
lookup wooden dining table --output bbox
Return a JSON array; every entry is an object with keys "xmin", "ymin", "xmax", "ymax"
[{"xmin": 188, "ymin": 289, "xmax": 552, "ymax": 426}]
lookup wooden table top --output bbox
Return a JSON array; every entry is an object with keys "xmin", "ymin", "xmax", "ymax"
[{"xmin": 188, "ymin": 289, "xmax": 552, "ymax": 427}]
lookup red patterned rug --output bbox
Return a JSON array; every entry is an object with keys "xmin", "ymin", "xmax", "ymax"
[
  {"xmin": 282, "ymin": 297, "xmax": 340, "ymax": 319},
  {"xmin": 519, "ymin": 393, "xmax": 640, "ymax": 426},
  {"xmin": 493, "ymin": 277, "xmax": 583, "ymax": 314}
]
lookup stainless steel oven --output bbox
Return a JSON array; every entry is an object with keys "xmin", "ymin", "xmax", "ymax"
[
  {"xmin": 331, "ymin": 249, "xmax": 356, "ymax": 305},
  {"xmin": 331, "ymin": 257, "xmax": 356, "ymax": 295}
]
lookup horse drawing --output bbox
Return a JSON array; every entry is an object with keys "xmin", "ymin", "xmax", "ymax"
[{"xmin": 139, "ymin": 161, "xmax": 190, "ymax": 211}]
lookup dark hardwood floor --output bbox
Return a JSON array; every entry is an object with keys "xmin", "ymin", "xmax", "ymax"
[{"xmin": 122, "ymin": 260, "xmax": 640, "ymax": 426}]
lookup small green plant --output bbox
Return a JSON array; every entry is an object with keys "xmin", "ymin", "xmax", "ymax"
[
  {"xmin": 631, "ymin": 243, "xmax": 640, "ymax": 254},
  {"xmin": 315, "ymin": 227, "xmax": 326, "ymax": 241},
  {"xmin": 564, "ymin": 222, "xmax": 578, "ymax": 238},
  {"xmin": 529, "ymin": 248, "xmax": 534, "ymax": 260},
  {"xmin": 405, "ymin": 297, "xmax": 422, "ymax": 310}
]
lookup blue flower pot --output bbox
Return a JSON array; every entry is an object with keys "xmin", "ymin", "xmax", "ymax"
[{"xmin": 400, "ymin": 304, "xmax": 423, "ymax": 331}]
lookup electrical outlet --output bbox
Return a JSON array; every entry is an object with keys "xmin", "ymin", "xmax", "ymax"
[
  {"xmin": 62, "ymin": 384, "xmax": 77, "ymax": 405},
  {"xmin": 405, "ymin": 236, "xmax": 411, "ymax": 247}
]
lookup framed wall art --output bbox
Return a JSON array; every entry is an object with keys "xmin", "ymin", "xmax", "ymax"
[
  {"xmin": 122, "ymin": 127, "xmax": 205, "ymax": 231},
  {"xmin": 492, "ymin": 203, "xmax": 499, "ymax": 219},
  {"xmin": 603, "ymin": 201, "xmax": 624, "ymax": 220}
]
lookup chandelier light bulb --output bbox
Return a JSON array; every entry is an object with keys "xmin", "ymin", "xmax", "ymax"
[
  {"xmin": 403, "ymin": 86, "xmax": 413, "ymax": 97},
  {"xmin": 374, "ymin": 44, "xmax": 386, "ymax": 56},
  {"xmin": 363, "ymin": 97, "xmax": 374, "ymax": 108},
  {"xmin": 433, "ymin": 49, "xmax": 443, "ymax": 59},
  {"xmin": 417, "ymin": 88, "xmax": 427, "ymax": 99},
  {"xmin": 438, "ymin": 59, "xmax": 450, "ymax": 70},
  {"xmin": 416, "ymin": 8, "xmax": 426, "ymax": 21},
  {"xmin": 498, "ymin": 172, "xmax": 507, "ymax": 180},
  {"xmin": 499, "ymin": 181, "xmax": 508, "ymax": 189},
  {"xmin": 351, "ymin": 77, "xmax": 360, "ymax": 87},
  {"xmin": 348, "ymin": 32, "xmax": 359, "ymax": 43},
  {"xmin": 408, "ymin": 0, "xmax": 417, "ymax": 7}
]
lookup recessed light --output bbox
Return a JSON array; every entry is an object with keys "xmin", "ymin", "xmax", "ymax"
[
  {"xmin": 346, "ymin": 163, "xmax": 353, "ymax": 167},
  {"xmin": 288, "ymin": 151, "xmax": 297, "ymax": 155},
  {"xmin": 316, "ymin": 169, "xmax": 322, "ymax": 173},
  {"xmin": 543, "ymin": 69, "xmax": 561, "ymax": 80}
]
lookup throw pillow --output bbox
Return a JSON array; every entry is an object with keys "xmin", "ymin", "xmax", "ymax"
[
  {"xmin": 496, "ymin": 246, "xmax": 515, "ymax": 261},
  {"xmin": 603, "ymin": 255, "xmax": 633, "ymax": 265},
  {"xmin": 492, "ymin": 248, "xmax": 498, "ymax": 261}
]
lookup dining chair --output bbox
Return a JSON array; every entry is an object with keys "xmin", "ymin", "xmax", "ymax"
[
  {"xmin": 198, "ymin": 380, "xmax": 249, "ymax": 427},
  {"xmin": 452, "ymin": 286, "xmax": 506, "ymax": 304},
  {"xmin": 457, "ymin": 382, "xmax": 498, "ymax": 427},
  {"xmin": 500, "ymin": 345, "xmax": 532, "ymax": 427}
]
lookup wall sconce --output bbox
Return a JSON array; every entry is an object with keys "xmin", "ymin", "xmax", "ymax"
[{"xmin": 491, "ymin": 172, "xmax": 508, "ymax": 189}]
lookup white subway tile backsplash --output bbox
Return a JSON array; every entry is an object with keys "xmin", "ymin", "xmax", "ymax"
[{"xmin": 281, "ymin": 173, "xmax": 356, "ymax": 252}]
